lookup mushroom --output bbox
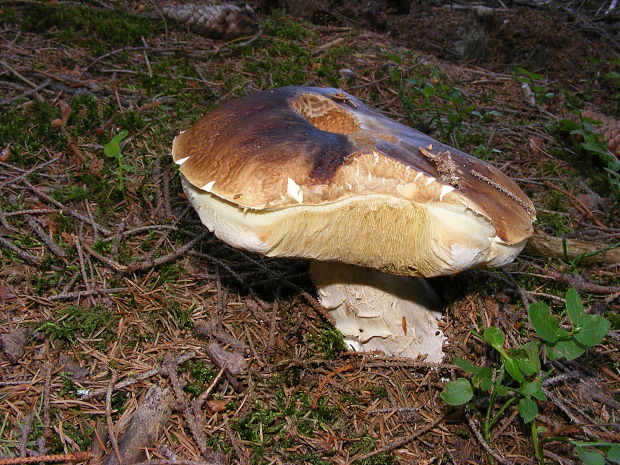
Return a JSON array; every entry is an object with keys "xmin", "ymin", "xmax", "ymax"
[{"xmin": 172, "ymin": 86, "xmax": 535, "ymax": 362}]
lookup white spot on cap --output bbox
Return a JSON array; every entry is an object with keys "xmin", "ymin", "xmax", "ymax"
[
  {"xmin": 201, "ymin": 181, "xmax": 215, "ymax": 192},
  {"xmin": 425, "ymin": 176, "xmax": 436, "ymax": 186},
  {"xmin": 414, "ymin": 172, "xmax": 423, "ymax": 182},
  {"xmin": 175, "ymin": 156, "xmax": 190, "ymax": 165},
  {"xmin": 439, "ymin": 185, "xmax": 455, "ymax": 201},
  {"xmin": 287, "ymin": 177, "xmax": 304, "ymax": 203}
]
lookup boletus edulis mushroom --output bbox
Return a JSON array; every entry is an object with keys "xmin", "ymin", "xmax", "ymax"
[{"xmin": 172, "ymin": 86, "xmax": 535, "ymax": 362}]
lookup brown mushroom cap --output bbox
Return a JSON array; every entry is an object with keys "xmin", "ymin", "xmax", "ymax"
[{"xmin": 173, "ymin": 86, "xmax": 535, "ymax": 277}]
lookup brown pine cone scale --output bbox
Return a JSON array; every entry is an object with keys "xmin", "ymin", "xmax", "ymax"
[{"xmin": 163, "ymin": 3, "xmax": 258, "ymax": 40}]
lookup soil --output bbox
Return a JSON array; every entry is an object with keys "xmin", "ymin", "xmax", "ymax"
[{"xmin": 275, "ymin": 0, "xmax": 619, "ymax": 91}]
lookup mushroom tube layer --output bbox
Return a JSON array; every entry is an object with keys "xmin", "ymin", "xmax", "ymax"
[{"xmin": 182, "ymin": 176, "xmax": 525, "ymax": 277}]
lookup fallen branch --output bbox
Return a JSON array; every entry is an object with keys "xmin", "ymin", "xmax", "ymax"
[
  {"xmin": 49, "ymin": 288, "xmax": 128, "ymax": 301},
  {"xmin": 22, "ymin": 180, "xmax": 111, "ymax": 235},
  {"xmin": 0, "ymin": 236, "xmax": 41, "ymax": 265},
  {"xmin": 121, "ymin": 231, "xmax": 208, "ymax": 274},
  {"xmin": 542, "ymin": 268, "xmax": 620, "ymax": 294},
  {"xmin": 524, "ymin": 232, "xmax": 620, "ymax": 265},
  {"xmin": 0, "ymin": 155, "xmax": 62, "ymax": 190},
  {"xmin": 105, "ymin": 373, "xmax": 123, "ymax": 465},
  {"xmin": 162, "ymin": 354, "xmax": 212, "ymax": 459},
  {"xmin": 25, "ymin": 215, "xmax": 66, "ymax": 258},
  {"xmin": 133, "ymin": 461, "xmax": 221, "ymax": 465},
  {"xmin": 543, "ymin": 181, "xmax": 606, "ymax": 228},
  {"xmin": 103, "ymin": 385, "xmax": 173, "ymax": 465},
  {"xmin": 80, "ymin": 352, "xmax": 196, "ymax": 400},
  {"xmin": 526, "ymin": 262, "xmax": 620, "ymax": 294}
]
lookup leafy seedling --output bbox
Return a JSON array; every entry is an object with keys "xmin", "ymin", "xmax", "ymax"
[
  {"xmin": 103, "ymin": 130, "xmax": 133, "ymax": 195},
  {"xmin": 441, "ymin": 289, "xmax": 613, "ymax": 465}
]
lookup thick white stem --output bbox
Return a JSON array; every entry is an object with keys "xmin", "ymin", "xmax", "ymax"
[{"xmin": 310, "ymin": 261, "xmax": 445, "ymax": 362}]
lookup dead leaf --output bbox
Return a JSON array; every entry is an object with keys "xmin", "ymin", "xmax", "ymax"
[
  {"xmin": 205, "ymin": 342, "xmax": 247, "ymax": 375},
  {"xmin": 206, "ymin": 399, "xmax": 227, "ymax": 413},
  {"xmin": 61, "ymin": 231, "xmax": 75, "ymax": 245},
  {"xmin": 0, "ymin": 328, "xmax": 31, "ymax": 364}
]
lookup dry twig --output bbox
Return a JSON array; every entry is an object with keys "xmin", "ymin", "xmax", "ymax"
[
  {"xmin": 106, "ymin": 372, "xmax": 123, "ymax": 465},
  {"xmin": 0, "ymin": 453, "xmax": 92, "ymax": 465},
  {"xmin": 465, "ymin": 411, "xmax": 512, "ymax": 465},
  {"xmin": 350, "ymin": 414, "xmax": 445, "ymax": 463}
]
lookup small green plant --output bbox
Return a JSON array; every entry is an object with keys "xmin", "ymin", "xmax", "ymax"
[
  {"xmin": 103, "ymin": 130, "xmax": 134, "ymax": 195},
  {"xmin": 557, "ymin": 116, "xmax": 620, "ymax": 203},
  {"xmin": 387, "ymin": 54, "xmax": 497, "ymax": 149},
  {"xmin": 513, "ymin": 68, "xmax": 555, "ymax": 103},
  {"xmin": 441, "ymin": 289, "xmax": 615, "ymax": 465}
]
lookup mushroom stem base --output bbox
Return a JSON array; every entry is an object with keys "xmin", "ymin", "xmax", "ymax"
[{"xmin": 310, "ymin": 261, "xmax": 445, "ymax": 362}]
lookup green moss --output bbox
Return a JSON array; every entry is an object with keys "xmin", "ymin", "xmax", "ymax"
[
  {"xmin": 315, "ymin": 44, "xmax": 355, "ymax": 87},
  {"xmin": 232, "ymin": 391, "xmax": 340, "ymax": 460},
  {"xmin": 69, "ymin": 94, "xmax": 115, "ymax": 133},
  {"xmin": 36, "ymin": 304, "xmax": 119, "ymax": 348},
  {"xmin": 260, "ymin": 14, "xmax": 308, "ymax": 40},
  {"xmin": 17, "ymin": 4, "xmax": 154, "ymax": 55},
  {"xmin": 243, "ymin": 41, "xmax": 311, "ymax": 87},
  {"xmin": 166, "ymin": 299, "xmax": 193, "ymax": 330},
  {"xmin": 548, "ymin": 121, "xmax": 616, "ymax": 197},
  {"xmin": 348, "ymin": 436, "xmax": 395, "ymax": 465},
  {"xmin": 1, "ymin": 103, "xmax": 65, "ymax": 163},
  {"xmin": 52, "ymin": 185, "xmax": 90, "ymax": 203},
  {"xmin": 149, "ymin": 263, "xmax": 183, "ymax": 287},
  {"xmin": 315, "ymin": 326, "xmax": 346, "ymax": 359},
  {"xmin": 59, "ymin": 419, "xmax": 93, "ymax": 451},
  {"xmin": 535, "ymin": 212, "xmax": 570, "ymax": 236},
  {"xmin": 369, "ymin": 386, "xmax": 388, "ymax": 399},
  {"xmin": 179, "ymin": 359, "xmax": 216, "ymax": 397}
]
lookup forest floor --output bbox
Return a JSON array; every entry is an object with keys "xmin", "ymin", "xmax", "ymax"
[{"xmin": 1, "ymin": 1, "xmax": 619, "ymax": 464}]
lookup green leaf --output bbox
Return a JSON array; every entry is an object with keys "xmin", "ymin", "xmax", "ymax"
[
  {"xmin": 513, "ymin": 341, "xmax": 540, "ymax": 376},
  {"xmin": 454, "ymin": 357, "xmax": 481, "ymax": 374},
  {"xmin": 473, "ymin": 367, "xmax": 493, "ymax": 392},
  {"xmin": 422, "ymin": 85, "xmax": 435, "ymax": 97},
  {"xmin": 495, "ymin": 384, "xmax": 509, "ymax": 397},
  {"xmin": 576, "ymin": 447, "xmax": 605, "ymax": 465},
  {"xmin": 528, "ymin": 302, "xmax": 560, "ymax": 343},
  {"xmin": 504, "ymin": 357, "xmax": 525, "ymax": 383},
  {"xmin": 386, "ymin": 53, "xmax": 402, "ymax": 64},
  {"xmin": 483, "ymin": 326, "xmax": 505, "ymax": 348},
  {"xmin": 608, "ymin": 444, "xmax": 620, "ymax": 463},
  {"xmin": 581, "ymin": 141, "xmax": 611, "ymax": 158},
  {"xmin": 546, "ymin": 339, "xmax": 586, "ymax": 361},
  {"xmin": 517, "ymin": 398, "xmax": 538, "ymax": 423},
  {"xmin": 441, "ymin": 378, "xmax": 473, "ymax": 406},
  {"xmin": 575, "ymin": 314, "xmax": 610, "ymax": 347},
  {"xmin": 565, "ymin": 288, "xmax": 584, "ymax": 324},
  {"xmin": 559, "ymin": 118, "xmax": 581, "ymax": 131},
  {"xmin": 519, "ymin": 380, "xmax": 547, "ymax": 401},
  {"xmin": 103, "ymin": 130, "xmax": 129, "ymax": 158}
]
